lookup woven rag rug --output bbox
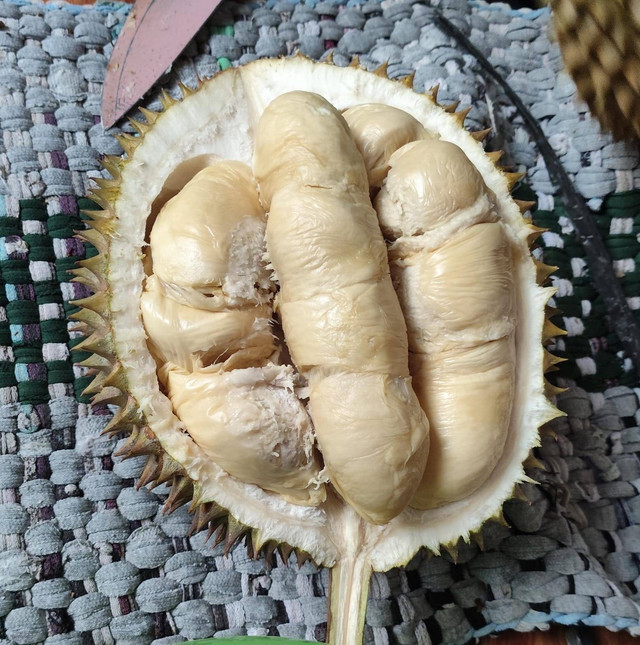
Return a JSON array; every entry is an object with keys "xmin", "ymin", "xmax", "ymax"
[{"xmin": 2, "ymin": 0, "xmax": 640, "ymax": 643}]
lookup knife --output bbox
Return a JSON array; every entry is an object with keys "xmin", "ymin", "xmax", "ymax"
[{"xmin": 101, "ymin": 0, "xmax": 223, "ymax": 129}]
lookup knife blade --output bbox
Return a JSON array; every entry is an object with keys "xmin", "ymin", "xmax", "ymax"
[{"xmin": 101, "ymin": 0, "xmax": 222, "ymax": 129}]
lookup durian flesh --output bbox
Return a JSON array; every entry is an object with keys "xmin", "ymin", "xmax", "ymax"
[{"xmin": 85, "ymin": 57, "xmax": 561, "ymax": 644}]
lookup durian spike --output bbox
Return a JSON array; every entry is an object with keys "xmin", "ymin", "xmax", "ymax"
[
  {"xmin": 261, "ymin": 541, "xmax": 278, "ymax": 568},
  {"xmin": 138, "ymin": 106, "xmax": 160, "ymax": 125},
  {"xmin": 73, "ymin": 331, "xmax": 116, "ymax": 361},
  {"xmin": 486, "ymin": 150, "xmax": 504, "ymax": 165},
  {"xmin": 160, "ymin": 89, "xmax": 176, "ymax": 110},
  {"xmin": 155, "ymin": 455, "xmax": 188, "ymax": 485},
  {"xmin": 69, "ymin": 306, "xmax": 108, "ymax": 330},
  {"xmin": 115, "ymin": 133, "xmax": 141, "ymax": 157},
  {"xmin": 137, "ymin": 455, "xmax": 161, "ymax": 489},
  {"xmin": 471, "ymin": 530, "xmax": 485, "ymax": 551},
  {"xmin": 76, "ymin": 353, "xmax": 112, "ymax": 372},
  {"xmin": 251, "ymin": 528, "xmax": 267, "ymax": 554},
  {"xmin": 492, "ymin": 509, "xmax": 510, "ymax": 528},
  {"xmin": 178, "ymin": 81, "xmax": 195, "ymax": 97},
  {"xmin": 103, "ymin": 395, "xmax": 145, "ymax": 436},
  {"xmin": 523, "ymin": 453, "xmax": 547, "ymax": 471},
  {"xmin": 76, "ymin": 227, "xmax": 109, "ymax": 255},
  {"xmin": 471, "ymin": 127, "xmax": 491, "ymax": 142},
  {"xmin": 349, "ymin": 55, "xmax": 361, "ymax": 68},
  {"xmin": 69, "ymin": 266, "xmax": 107, "ymax": 293},
  {"xmin": 427, "ymin": 84, "xmax": 439, "ymax": 102},
  {"xmin": 92, "ymin": 176, "xmax": 121, "ymax": 191},
  {"xmin": 296, "ymin": 550, "xmax": 312, "ymax": 568},
  {"xmin": 511, "ymin": 484, "xmax": 530, "ymax": 502},
  {"xmin": 526, "ymin": 224, "xmax": 548, "ymax": 247},
  {"xmin": 324, "ymin": 50, "xmax": 335, "ymax": 64},
  {"xmin": 454, "ymin": 106, "xmax": 471, "ymax": 125},
  {"xmin": 442, "ymin": 100, "xmax": 460, "ymax": 113},
  {"xmin": 519, "ymin": 474, "xmax": 539, "ymax": 485},
  {"xmin": 91, "ymin": 388, "xmax": 127, "ymax": 411},
  {"xmin": 115, "ymin": 425, "xmax": 162, "ymax": 456},
  {"xmin": 543, "ymin": 319, "xmax": 568, "ymax": 342},
  {"xmin": 545, "ymin": 379, "xmax": 569, "ymax": 397},
  {"xmin": 76, "ymin": 252, "xmax": 109, "ymax": 281},
  {"xmin": 81, "ymin": 208, "xmax": 111, "ymax": 223},
  {"xmin": 210, "ymin": 523, "xmax": 226, "ymax": 547},
  {"xmin": 81, "ymin": 371, "xmax": 110, "ymax": 398},
  {"xmin": 543, "ymin": 348, "xmax": 567, "ymax": 372},
  {"xmin": 279, "ymin": 543, "xmax": 293, "ymax": 565},
  {"xmin": 88, "ymin": 187, "xmax": 119, "ymax": 211},
  {"xmin": 442, "ymin": 542, "xmax": 459, "ymax": 564},
  {"xmin": 534, "ymin": 259, "xmax": 558, "ymax": 285},
  {"xmin": 398, "ymin": 71, "xmax": 415, "ymax": 88},
  {"xmin": 190, "ymin": 501, "xmax": 227, "ymax": 535},
  {"xmin": 100, "ymin": 362, "xmax": 128, "ymax": 391},
  {"xmin": 373, "ymin": 61, "xmax": 389, "ymax": 77},
  {"xmin": 262, "ymin": 540, "xmax": 278, "ymax": 567},
  {"xmin": 71, "ymin": 291, "xmax": 111, "ymax": 316},
  {"xmin": 128, "ymin": 117, "xmax": 150, "ymax": 136},
  {"xmin": 82, "ymin": 365, "xmax": 123, "ymax": 398},
  {"xmin": 514, "ymin": 199, "xmax": 536, "ymax": 214},
  {"xmin": 504, "ymin": 171, "xmax": 526, "ymax": 191},
  {"xmin": 100, "ymin": 156, "xmax": 122, "ymax": 180},
  {"xmin": 224, "ymin": 516, "xmax": 249, "ymax": 555},
  {"xmin": 163, "ymin": 476, "xmax": 194, "ymax": 513}
]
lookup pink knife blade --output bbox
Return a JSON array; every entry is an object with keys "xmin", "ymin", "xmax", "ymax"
[{"xmin": 101, "ymin": 0, "xmax": 223, "ymax": 129}]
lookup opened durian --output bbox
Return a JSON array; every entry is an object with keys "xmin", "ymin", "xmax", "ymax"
[{"xmin": 73, "ymin": 57, "xmax": 563, "ymax": 645}]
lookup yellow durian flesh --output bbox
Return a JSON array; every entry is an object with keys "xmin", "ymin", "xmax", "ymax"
[
  {"xmin": 254, "ymin": 91, "xmax": 430, "ymax": 526},
  {"xmin": 99, "ymin": 58, "xmax": 558, "ymax": 645},
  {"xmin": 149, "ymin": 160, "xmax": 270, "ymax": 302},
  {"xmin": 342, "ymin": 103, "xmax": 429, "ymax": 188},
  {"xmin": 164, "ymin": 365, "xmax": 326, "ymax": 506},
  {"xmin": 375, "ymin": 139, "xmax": 487, "ymax": 238},
  {"xmin": 141, "ymin": 275, "xmax": 274, "ymax": 372},
  {"xmin": 370, "ymin": 138, "xmax": 516, "ymax": 509}
]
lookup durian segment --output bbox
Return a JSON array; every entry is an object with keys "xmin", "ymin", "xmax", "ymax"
[
  {"xmin": 342, "ymin": 104, "xmax": 430, "ymax": 187},
  {"xmin": 374, "ymin": 139, "xmax": 515, "ymax": 510},
  {"xmin": 165, "ymin": 364, "xmax": 326, "ymax": 506},
  {"xmin": 409, "ymin": 339, "xmax": 514, "ymax": 508},
  {"xmin": 140, "ymin": 275, "xmax": 274, "ymax": 372},
  {"xmin": 149, "ymin": 161, "xmax": 271, "ymax": 304},
  {"xmin": 309, "ymin": 372, "xmax": 431, "ymax": 524},
  {"xmin": 254, "ymin": 91, "xmax": 429, "ymax": 525},
  {"xmin": 254, "ymin": 91, "xmax": 368, "ymax": 206},
  {"xmin": 392, "ymin": 222, "xmax": 516, "ymax": 352},
  {"xmin": 374, "ymin": 140, "xmax": 487, "ymax": 238}
]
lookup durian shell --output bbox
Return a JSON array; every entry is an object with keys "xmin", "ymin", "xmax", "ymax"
[
  {"xmin": 74, "ymin": 56, "xmax": 563, "ymax": 643},
  {"xmin": 551, "ymin": 0, "xmax": 640, "ymax": 140}
]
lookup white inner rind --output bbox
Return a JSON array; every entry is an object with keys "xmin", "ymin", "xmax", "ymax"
[{"xmin": 109, "ymin": 58, "xmax": 553, "ymax": 570}]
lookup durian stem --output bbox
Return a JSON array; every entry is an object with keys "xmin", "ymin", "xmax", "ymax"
[{"xmin": 327, "ymin": 553, "xmax": 372, "ymax": 645}]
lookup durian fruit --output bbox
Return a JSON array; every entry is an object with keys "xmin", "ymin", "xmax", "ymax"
[
  {"xmin": 73, "ymin": 57, "xmax": 563, "ymax": 645},
  {"xmin": 551, "ymin": 0, "xmax": 640, "ymax": 140}
]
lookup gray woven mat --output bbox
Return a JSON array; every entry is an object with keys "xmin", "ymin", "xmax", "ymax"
[{"xmin": 1, "ymin": 0, "xmax": 640, "ymax": 643}]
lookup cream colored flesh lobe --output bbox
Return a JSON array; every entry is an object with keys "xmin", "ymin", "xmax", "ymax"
[
  {"xmin": 376, "ymin": 138, "xmax": 514, "ymax": 508},
  {"xmin": 254, "ymin": 91, "xmax": 430, "ymax": 525},
  {"xmin": 108, "ymin": 58, "xmax": 558, "ymax": 577},
  {"xmin": 143, "ymin": 159, "xmax": 326, "ymax": 507}
]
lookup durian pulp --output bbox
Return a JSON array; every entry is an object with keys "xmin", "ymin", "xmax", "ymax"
[{"xmin": 105, "ymin": 58, "xmax": 557, "ymax": 643}]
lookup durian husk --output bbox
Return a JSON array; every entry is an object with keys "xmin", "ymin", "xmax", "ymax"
[
  {"xmin": 72, "ymin": 57, "xmax": 564, "ymax": 645},
  {"xmin": 551, "ymin": 0, "xmax": 640, "ymax": 140}
]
